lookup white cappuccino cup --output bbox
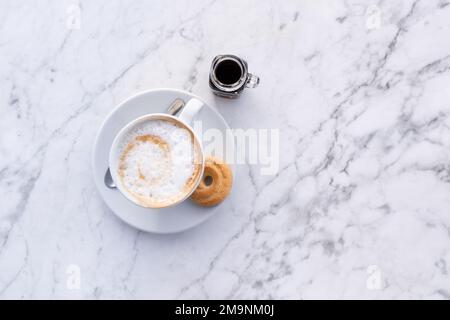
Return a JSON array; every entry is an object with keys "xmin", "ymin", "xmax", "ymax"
[{"xmin": 108, "ymin": 98, "xmax": 205, "ymax": 209}]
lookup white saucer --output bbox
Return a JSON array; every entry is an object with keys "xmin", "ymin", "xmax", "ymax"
[{"xmin": 92, "ymin": 88, "xmax": 235, "ymax": 234}]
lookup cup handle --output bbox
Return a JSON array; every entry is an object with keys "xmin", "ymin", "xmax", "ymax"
[
  {"xmin": 245, "ymin": 73, "xmax": 260, "ymax": 88},
  {"xmin": 177, "ymin": 98, "xmax": 204, "ymax": 125}
]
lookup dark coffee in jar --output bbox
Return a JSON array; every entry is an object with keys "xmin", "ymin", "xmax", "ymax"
[
  {"xmin": 214, "ymin": 59, "xmax": 243, "ymax": 85},
  {"xmin": 209, "ymin": 54, "xmax": 259, "ymax": 98}
]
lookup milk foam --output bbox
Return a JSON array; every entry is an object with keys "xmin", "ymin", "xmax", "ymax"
[{"xmin": 117, "ymin": 119, "xmax": 200, "ymax": 206}]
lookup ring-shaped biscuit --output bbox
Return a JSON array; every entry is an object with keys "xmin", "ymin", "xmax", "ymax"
[{"xmin": 190, "ymin": 157, "xmax": 233, "ymax": 206}]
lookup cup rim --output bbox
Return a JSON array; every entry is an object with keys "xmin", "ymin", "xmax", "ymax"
[{"xmin": 108, "ymin": 113, "xmax": 205, "ymax": 209}]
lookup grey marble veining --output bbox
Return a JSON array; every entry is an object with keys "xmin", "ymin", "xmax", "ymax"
[{"xmin": 1, "ymin": 0, "xmax": 450, "ymax": 299}]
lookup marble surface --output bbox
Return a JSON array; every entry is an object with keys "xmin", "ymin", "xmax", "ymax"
[{"xmin": 1, "ymin": 0, "xmax": 450, "ymax": 299}]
